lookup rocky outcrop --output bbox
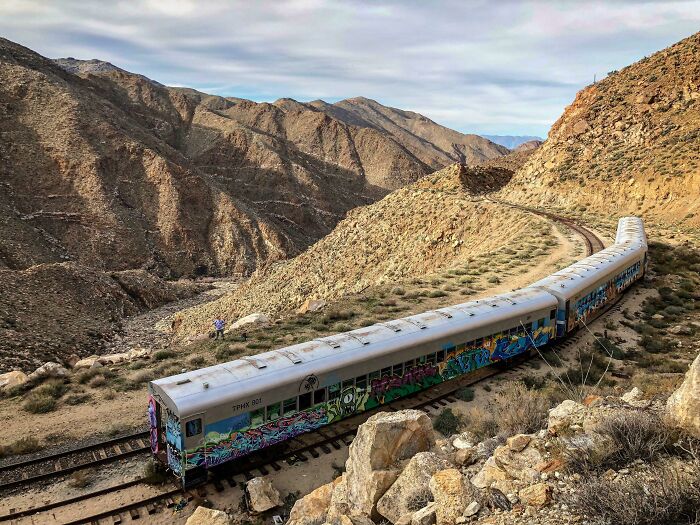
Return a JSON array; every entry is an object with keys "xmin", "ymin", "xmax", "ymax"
[
  {"xmin": 230, "ymin": 313, "xmax": 270, "ymax": 331},
  {"xmin": 287, "ymin": 477, "xmax": 342, "ymax": 525},
  {"xmin": 246, "ymin": 477, "xmax": 283, "ymax": 513},
  {"xmin": 666, "ymin": 353, "xmax": 700, "ymax": 437},
  {"xmin": 0, "ymin": 370, "xmax": 28, "ymax": 392},
  {"xmin": 328, "ymin": 410, "xmax": 434, "ymax": 520},
  {"xmin": 428, "ymin": 469, "xmax": 472, "ymax": 525},
  {"xmin": 185, "ymin": 507, "xmax": 231, "ymax": 525},
  {"xmin": 377, "ymin": 451, "xmax": 451, "ymax": 523}
]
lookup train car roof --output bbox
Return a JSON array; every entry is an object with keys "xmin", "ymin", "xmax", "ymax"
[{"xmin": 150, "ymin": 287, "xmax": 557, "ymax": 417}]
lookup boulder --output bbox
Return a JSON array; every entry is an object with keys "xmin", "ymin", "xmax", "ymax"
[
  {"xmin": 463, "ymin": 501, "xmax": 480, "ymax": 517},
  {"xmin": 27, "ymin": 362, "xmax": 68, "ymax": 382},
  {"xmin": 492, "ymin": 441, "xmax": 544, "ymax": 483},
  {"xmin": 128, "ymin": 347, "xmax": 150, "ymax": 359},
  {"xmin": 506, "ymin": 434, "xmax": 531, "ymax": 452},
  {"xmin": 429, "ymin": 469, "xmax": 471, "ymax": 525},
  {"xmin": 547, "ymin": 400, "xmax": 586, "ymax": 433},
  {"xmin": 185, "ymin": 506, "xmax": 231, "ymax": 525},
  {"xmin": 327, "ymin": 474, "xmax": 350, "ymax": 522},
  {"xmin": 246, "ymin": 477, "xmax": 283, "ymax": 513},
  {"xmin": 667, "ymin": 353, "xmax": 700, "ymax": 438},
  {"xmin": 411, "ymin": 503, "xmax": 437, "ymax": 525},
  {"xmin": 621, "ymin": 387, "xmax": 651, "ymax": 409},
  {"xmin": 0, "ymin": 370, "xmax": 29, "ymax": 392},
  {"xmin": 471, "ymin": 456, "xmax": 509, "ymax": 489},
  {"xmin": 377, "ymin": 451, "xmax": 451, "ymax": 523},
  {"xmin": 453, "ymin": 447, "xmax": 476, "ymax": 466},
  {"xmin": 451, "ymin": 432, "xmax": 478, "ymax": 450},
  {"xmin": 73, "ymin": 355, "xmax": 100, "ymax": 369},
  {"xmin": 518, "ymin": 483, "xmax": 551, "ymax": 507},
  {"xmin": 336, "ymin": 410, "xmax": 434, "ymax": 519},
  {"xmin": 65, "ymin": 354, "xmax": 81, "ymax": 368},
  {"xmin": 98, "ymin": 352, "xmax": 130, "ymax": 365},
  {"xmin": 298, "ymin": 298, "xmax": 327, "ymax": 314},
  {"xmin": 337, "ymin": 516, "xmax": 374, "ymax": 525},
  {"xmin": 287, "ymin": 477, "xmax": 342, "ymax": 525},
  {"xmin": 231, "ymin": 313, "xmax": 270, "ymax": 331}
]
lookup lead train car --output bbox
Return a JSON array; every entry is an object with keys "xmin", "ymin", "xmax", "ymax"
[{"xmin": 148, "ymin": 216, "xmax": 647, "ymax": 487}]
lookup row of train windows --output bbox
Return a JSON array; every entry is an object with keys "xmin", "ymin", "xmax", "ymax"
[{"xmin": 247, "ymin": 318, "xmax": 550, "ymax": 427}]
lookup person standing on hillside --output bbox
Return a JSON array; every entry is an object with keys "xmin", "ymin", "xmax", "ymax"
[{"xmin": 213, "ymin": 317, "xmax": 226, "ymax": 340}]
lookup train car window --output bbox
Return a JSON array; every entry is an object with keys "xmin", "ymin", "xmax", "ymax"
[
  {"xmin": 550, "ymin": 309, "xmax": 556, "ymax": 320},
  {"xmin": 298, "ymin": 392, "xmax": 312, "ymax": 411},
  {"xmin": 418, "ymin": 355, "xmax": 427, "ymax": 364},
  {"xmin": 356, "ymin": 375, "xmax": 367, "ymax": 390},
  {"xmin": 369, "ymin": 370, "xmax": 380, "ymax": 382},
  {"xmin": 475, "ymin": 338, "xmax": 483, "ymax": 347},
  {"xmin": 185, "ymin": 418, "xmax": 202, "ymax": 437},
  {"xmin": 381, "ymin": 367, "xmax": 392, "ymax": 377},
  {"xmin": 436, "ymin": 349, "xmax": 446, "ymax": 363},
  {"xmin": 426, "ymin": 353, "xmax": 436, "ymax": 365},
  {"xmin": 283, "ymin": 397, "xmax": 297, "ymax": 416},
  {"xmin": 266, "ymin": 402, "xmax": 281, "ymax": 421},
  {"xmin": 342, "ymin": 379, "xmax": 355, "ymax": 390},
  {"xmin": 538, "ymin": 318, "xmax": 545, "ymax": 327},
  {"xmin": 404, "ymin": 359, "xmax": 415, "ymax": 369},
  {"xmin": 313, "ymin": 388, "xmax": 326, "ymax": 405},
  {"xmin": 392, "ymin": 363, "xmax": 403, "ymax": 376},
  {"xmin": 251, "ymin": 408, "xmax": 264, "ymax": 427},
  {"xmin": 328, "ymin": 383, "xmax": 341, "ymax": 400}
]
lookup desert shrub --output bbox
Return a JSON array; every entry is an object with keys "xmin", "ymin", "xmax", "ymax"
[
  {"xmin": 333, "ymin": 323, "xmax": 352, "ymax": 332},
  {"xmin": 565, "ymin": 349, "xmax": 613, "ymax": 387},
  {"xmin": 246, "ymin": 341, "xmax": 272, "ymax": 350},
  {"xmin": 487, "ymin": 276, "xmax": 500, "ymax": 284},
  {"xmin": 391, "ymin": 287, "xmax": 406, "ymax": 296},
  {"xmin": 491, "ymin": 381, "xmax": 550, "ymax": 435},
  {"xmin": 76, "ymin": 367, "xmax": 112, "ymax": 384},
  {"xmin": 153, "ymin": 350, "xmax": 176, "ymax": 361},
  {"xmin": 103, "ymin": 388, "xmax": 117, "ymax": 400},
  {"xmin": 433, "ymin": 408, "xmax": 461, "ymax": 436},
  {"xmin": 639, "ymin": 336, "xmax": 666, "ymax": 354},
  {"xmin": 455, "ymin": 387, "xmax": 475, "ymax": 402},
  {"xmin": 87, "ymin": 375, "xmax": 107, "ymax": 388},
  {"xmin": 69, "ymin": 469, "xmax": 93, "ymax": 488},
  {"xmin": 596, "ymin": 337, "xmax": 624, "ymax": 359},
  {"xmin": 215, "ymin": 345, "xmax": 242, "ymax": 362},
  {"xmin": 64, "ymin": 393, "xmax": 92, "ymax": 405},
  {"xmin": 187, "ymin": 355, "xmax": 206, "ymax": 367},
  {"xmin": 462, "ymin": 406, "xmax": 498, "ymax": 440},
  {"xmin": 23, "ymin": 392, "xmax": 57, "ymax": 413},
  {"xmin": 597, "ymin": 411, "xmax": 675, "ymax": 466},
  {"xmin": 128, "ymin": 361, "xmax": 146, "ymax": 370},
  {"xmin": 130, "ymin": 370, "xmax": 155, "ymax": 384},
  {"xmin": 428, "ymin": 290, "xmax": 447, "ymax": 298},
  {"xmin": 142, "ymin": 458, "xmax": 168, "ymax": 485},
  {"xmin": 380, "ymin": 299, "xmax": 397, "ymax": 307},
  {"xmin": 0, "ymin": 436, "xmax": 42, "ymax": 458},
  {"xmin": 323, "ymin": 310, "xmax": 355, "ymax": 323},
  {"xmin": 568, "ymin": 462, "xmax": 700, "ymax": 525}
]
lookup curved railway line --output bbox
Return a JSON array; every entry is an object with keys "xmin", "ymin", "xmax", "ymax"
[{"xmin": 0, "ymin": 209, "xmax": 623, "ymax": 524}]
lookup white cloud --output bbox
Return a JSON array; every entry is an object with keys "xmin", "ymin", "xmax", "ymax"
[{"xmin": 0, "ymin": 0, "xmax": 698, "ymax": 135}]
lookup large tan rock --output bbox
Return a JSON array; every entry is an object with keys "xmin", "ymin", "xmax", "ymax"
[
  {"xmin": 547, "ymin": 400, "xmax": 587, "ymax": 433},
  {"xmin": 471, "ymin": 456, "xmax": 510, "ymax": 489},
  {"xmin": 518, "ymin": 483, "xmax": 551, "ymax": 507},
  {"xmin": 246, "ymin": 476, "xmax": 283, "ymax": 512},
  {"xmin": 287, "ymin": 477, "xmax": 342, "ymax": 525},
  {"xmin": 298, "ymin": 298, "xmax": 327, "ymax": 314},
  {"xmin": 377, "ymin": 451, "xmax": 451, "ymax": 523},
  {"xmin": 327, "ymin": 474, "xmax": 350, "ymax": 522},
  {"xmin": 0, "ymin": 370, "xmax": 28, "ymax": 392},
  {"xmin": 231, "ymin": 313, "xmax": 270, "ymax": 331},
  {"xmin": 338, "ymin": 410, "xmax": 435, "ymax": 519},
  {"xmin": 27, "ymin": 362, "xmax": 68, "ymax": 382},
  {"xmin": 667, "ymin": 353, "xmax": 700, "ymax": 438},
  {"xmin": 428, "ymin": 469, "xmax": 470, "ymax": 525},
  {"xmin": 492, "ymin": 441, "xmax": 543, "ymax": 483},
  {"xmin": 185, "ymin": 506, "xmax": 231, "ymax": 525}
]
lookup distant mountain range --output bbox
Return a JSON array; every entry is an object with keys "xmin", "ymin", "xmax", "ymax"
[{"xmin": 482, "ymin": 135, "xmax": 544, "ymax": 149}]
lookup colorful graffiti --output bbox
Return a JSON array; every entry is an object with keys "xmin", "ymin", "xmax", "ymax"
[
  {"xmin": 147, "ymin": 396, "xmax": 158, "ymax": 454},
  {"xmin": 185, "ymin": 405, "xmax": 328, "ymax": 469},
  {"xmin": 165, "ymin": 410, "xmax": 183, "ymax": 474},
  {"xmin": 167, "ymin": 444, "xmax": 182, "ymax": 476},
  {"xmin": 177, "ymin": 321, "xmax": 556, "ymax": 479}
]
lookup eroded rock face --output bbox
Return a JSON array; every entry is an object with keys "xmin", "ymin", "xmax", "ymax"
[
  {"xmin": 429, "ymin": 469, "xmax": 471, "ymax": 525},
  {"xmin": 547, "ymin": 400, "xmax": 587, "ymax": 433},
  {"xmin": 287, "ymin": 477, "xmax": 342, "ymax": 525},
  {"xmin": 0, "ymin": 370, "xmax": 28, "ymax": 392},
  {"xmin": 667, "ymin": 353, "xmax": 700, "ymax": 438},
  {"xmin": 185, "ymin": 506, "xmax": 231, "ymax": 525},
  {"xmin": 246, "ymin": 477, "xmax": 283, "ymax": 513},
  {"xmin": 377, "ymin": 451, "xmax": 452, "ymax": 523},
  {"xmin": 336, "ymin": 410, "xmax": 435, "ymax": 519},
  {"xmin": 518, "ymin": 482, "xmax": 552, "ymax": 507},
  {"xmin": 230, "ymin": 313, "xmax": 270, "ymax": 331},
  {"xmin": 27, "ymin": 362, "xmax": 68, "ymax": 382}
]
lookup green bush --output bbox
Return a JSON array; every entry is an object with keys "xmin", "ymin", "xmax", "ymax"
[
  {"xmin": 24, "ymin": 393, "xmax": 57, "ymax": 413},
  {"xmin": 455, "ymin": 387, "xmax": 475, "ymax": 402},
  {"xmin": 433, "ymin": 408, "xmax": 461, "ymax": 436},
  {"xmin": 64, "ymin": 393, "xmax": 92, "ymax": 405},
  {"xmin": 428, "ymin": 290, "xmax": 448, "ymax": 298},
  {"xmin": 154, "ymin": 350, "xmax": 176, "ymax": 361}
]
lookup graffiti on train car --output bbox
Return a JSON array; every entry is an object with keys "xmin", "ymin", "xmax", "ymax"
[
  {"xmin": 573, "ymin": 261, "xmax": 641, "ymax": 329},
  {"xmin": 165, "ymin": 410, "xmax": 183, "ymax": 473},
  {"xmin": 367, "ymin": 362, "xmax": 441, "ymax": 406},
  {"xmin": 185, "ymin": 405, "xmax": 328, "ymax": 469},
  {"xmin": 147, "ymin": 396, "xmax": 158, "ymax": 453},
  {"xmin": 326, "ymin": 386, "xmax": 370, "ymax": 422}
]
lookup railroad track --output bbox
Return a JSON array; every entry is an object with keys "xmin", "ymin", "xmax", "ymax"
[
  {"xmin": 0, "ymin": 212, "xmax": 614, "ymax": 524},
  {"xmin": 483, "ymin": 197, "xmax": 606, "ymax": 255},
  {"xmin": 0, "ymin": 431, "xmax": 150, "ymax": 494}
]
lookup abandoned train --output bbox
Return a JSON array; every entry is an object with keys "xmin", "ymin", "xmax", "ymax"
[{"xmin": 148, "ymin": 217, "xmax": 648, "ymax": 487}]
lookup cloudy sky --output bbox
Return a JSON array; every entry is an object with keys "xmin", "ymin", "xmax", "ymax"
[{"xmin": 1, "ymin": 1, "xmax": 698, "ymax": 136}]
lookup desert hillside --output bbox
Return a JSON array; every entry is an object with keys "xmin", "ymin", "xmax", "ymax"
[
  {"xmin": 306, "ymin": 97, "xmax": 509, "ymax": 168},
  {"xmin": 502, "ymin": 32, "xmax": 700, "ymax": 225},
  {"xmin": 173, "ymin": 164, "xmax": 548, "ymax": 338}
]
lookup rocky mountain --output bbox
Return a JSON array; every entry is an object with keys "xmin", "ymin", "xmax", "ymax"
[
  {"xmin": 53, "ymin": 57, "xmax": 162, "ymax": 85},
  {"xmin": 502, "ymin": 32, "xmax": 700, "ymax": 225},
  {"xmin": 483, "ymin": 135, "xmax": 543, "ymax": 149},
  {"xmin": 305, "ymin": 97, "xmax": 509, "ymax": 168},
  {"xmin": 173, "ymin": 164, "xmax": 541, "ymax": 338}
]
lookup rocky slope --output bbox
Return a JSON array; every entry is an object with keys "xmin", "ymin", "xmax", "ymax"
[
  {"xmin": 173, "ymin": 164, "xmax": 543, "ymax": 338},
  {"xmin": 483, "ymin": 135, "xmax": 543, "ymax": 149},
  {"xmin": 306, "ymin": 97, "xmax": 509, "ymax": 169},
  {"xmin": 502, "ymin": 32, "xmax": 700, "ymax": 226},
  {"xmin": 0, "ymin": 263, "xmax": 202, "ymax": 373}
]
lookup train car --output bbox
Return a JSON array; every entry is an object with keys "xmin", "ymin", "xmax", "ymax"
[
  {"xmin": 148, "ymin": 216, "xmax": 647, "ymax": 487},
  {"xmin": 148, "ymin": 288, "xmax": 558, "ymax": 487},
  {"xmin": 530, "ymin": 239, "xmax": 647, "ymax": 334}
]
